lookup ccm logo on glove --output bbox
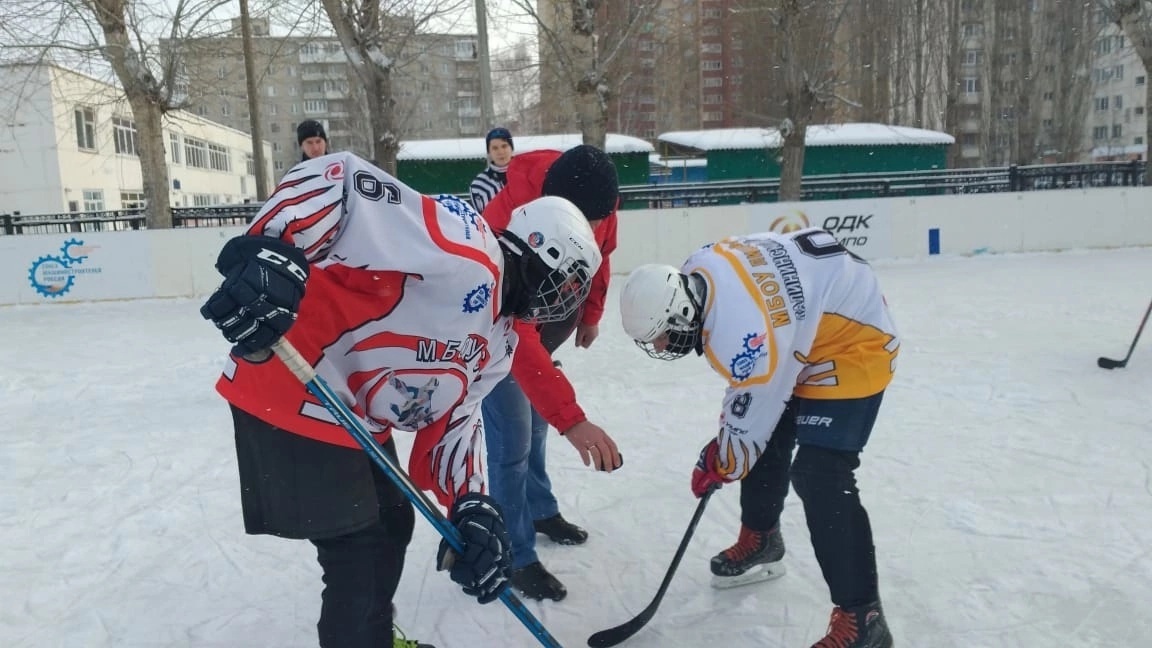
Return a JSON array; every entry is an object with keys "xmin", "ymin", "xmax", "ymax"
[{"xmin": 255, "ymin": 247, "xmax": 308, "ymax": 283}]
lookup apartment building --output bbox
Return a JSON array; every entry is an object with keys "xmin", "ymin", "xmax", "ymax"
[
  {"xmin": 163, "ymin": 17, "xmax": 483, "ymax": 177},
  {"xmin": 1086, "ymin": 21, "xmax": 1148, "ymax": 160},
  {"xmin": 535, "ymin": 1, "xmax": 1148, "ymax": 167},
  {"xmin": 537, "ymin": 0, "xmax": 727, "ymax": 136},
  {"xmin": 0, "ymin": 63, "xmax": 269, "ymax": 216}
]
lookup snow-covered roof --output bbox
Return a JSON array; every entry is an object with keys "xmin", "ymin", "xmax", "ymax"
[
  {"xmin": 658, "ymin": 123, "xmax": 955, "ymax": 151},
  {"xmin": 397, "ymin": 133, "xmax": 654, "ymax": 160}
]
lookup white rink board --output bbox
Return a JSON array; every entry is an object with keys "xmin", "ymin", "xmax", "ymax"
[
  {"xmin": 1, "ymin": 231, "xmax": 154, "ymax": 304},
  {"xmin": 1, "ymin": 187, "xmax": 1150, "ymax": 305}
]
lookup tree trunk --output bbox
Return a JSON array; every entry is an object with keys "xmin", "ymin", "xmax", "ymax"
[
  {"xmin": 575, "ymin": 77, "xmax": 607, "ymax": 148},
  {"xmin": 475, "ymin": 0, "xmax": 495, "ymax": 128},
  {"xmin": 873, "ymin": 0, "xmax": 892, "ymax": 123},
  {"xmin": 858, "ymin": 0, "xmax": 877, "ymax": 120},
  {"xmin": 131, "ymin": 98, "xmax": 171, "ymax": 228},
  {"xmin": 1015, "ymin": 0, "xmax": 1035, "ymax": 164},
  {"xmin": 569, "ymin": 6, "xmax": 607, "ymax": 149},
  {"xmin": 913, "ymin": 0, "xmax": 926, "ymax": 126},
  {"xmin": 319, "ymin": 0, "xmax": 400, "ymax": 173},
  {"xmin": 778, "ymin": 123, "xmax": 807, "ymax": 202},
  {"xmin": 239, "ymin": 0, "xmax": 269, "ymax": 199},
  {"xmin": 943, "ymin": 0, "xmax": 963, "ymax": 167},
  {"xmin": 775, "ymin": 0, "xmax": 806, "ymax": 201},
  {"xmin": 365, "ymin": 67, "xmax": 400, "ymax": 173},
  {"xmin": 87, "ymin": 0, "xmax": 173, "ymax": 228}
]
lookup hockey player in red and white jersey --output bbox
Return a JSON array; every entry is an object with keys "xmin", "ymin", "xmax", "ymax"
[
  {"xmin": 620, "ymin": 228, "xmax": 898, "ymax": 648},
  {"xmin": 199, "ymin": 151, "xmax": 602, "ymax": 648}
]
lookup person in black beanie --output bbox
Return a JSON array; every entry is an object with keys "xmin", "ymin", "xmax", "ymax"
[
  {"xmin": 297, "ymin": 119, "xmax": 329, "ymax": 161},
  {"xmin": 469, "ymin": 127, "xmax": 515, "ymax": 212}
]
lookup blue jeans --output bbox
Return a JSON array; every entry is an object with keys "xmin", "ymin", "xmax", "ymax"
[{"xmin": 482, "ymin": 372, "xmax": 559, "ymax": 569}]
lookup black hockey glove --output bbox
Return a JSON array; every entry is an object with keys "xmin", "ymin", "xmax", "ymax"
[
  {"xmin": 199, "ymin": 235, "xmax": 309, "ymax": 356},
  {"xmin": 436, "ymin": 493, "xmax": 512, "ymax": 605}
]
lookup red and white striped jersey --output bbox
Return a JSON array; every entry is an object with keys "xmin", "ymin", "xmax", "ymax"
[
  {"xmin": 215, "ymin": 152, "xmax": 515, "ymax": 507},
  {"xmin": 683, "ymin": 227, "xmax": 900, "ymax": 481}
]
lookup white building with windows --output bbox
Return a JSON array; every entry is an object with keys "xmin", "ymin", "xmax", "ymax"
[
  {"xmin": 1087, "ymin": 24, "xmax": 1148, "ymax": 161},
  {"xmin": 0, "ymin": 62, "xmax": 271, "ymax": 217}
]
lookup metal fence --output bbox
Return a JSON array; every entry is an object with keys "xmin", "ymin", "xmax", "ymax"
[
  {"xmin": 2, "ymin": 161, "xmax": 1145, "ymax": 235},
  {"xmin": 618, "ymin": 160, "xmax": 1146, "ymax": 208},
  {"xmin": 0, "ymin": 204, "xmax": 258, "ymax": 236}
]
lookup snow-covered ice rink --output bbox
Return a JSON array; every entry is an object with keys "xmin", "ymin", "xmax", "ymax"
[{"xmin": 3, "ymin": 246, "xmax": 1151, "ymax": 647}]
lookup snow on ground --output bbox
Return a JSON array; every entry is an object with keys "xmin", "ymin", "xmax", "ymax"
[{"xmin": 3, "ymin": 246, "xmax": 1151, "ymax": 648}]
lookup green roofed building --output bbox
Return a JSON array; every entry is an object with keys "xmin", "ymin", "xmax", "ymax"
[
  {"xmin": 397, "ymin": 133, "xmax": 654, "ymax": 197},
  {"xmin": 657, "ymin": 123, "xmax": 955, "ymax": 182}
]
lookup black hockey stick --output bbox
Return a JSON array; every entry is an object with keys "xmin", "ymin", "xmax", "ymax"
[
  {"xmin": 1098, "ymin": 299, "xmax": 1152, "ymax": 369},
  {"xmin": 587, "ymin": 487, "xmax": 716, "ymax": 648}
]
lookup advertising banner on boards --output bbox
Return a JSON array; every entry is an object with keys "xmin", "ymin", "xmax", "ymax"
[
  {"xmin": 1, "ymin": 231, "xmax": 155, "ymax": 304},
  {"xmin": 746, "ymin": 199, "xmax": 893, "ymax": 260}
]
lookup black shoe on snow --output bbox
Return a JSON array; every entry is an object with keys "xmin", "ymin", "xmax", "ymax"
[
  {"xmin": 710, "ymin": 523, "xmax": 786, "ymax": 589},
  {"xmin": 510, "ymin": 561, "xmax": 567, "ymax": 601},
  {"xmin": 811, "ymin": 601, "xmax": 893, "ymax": 648},
  {"xmin": 533, "ymin": 513, "xmax": 588, "ymax": 545}
]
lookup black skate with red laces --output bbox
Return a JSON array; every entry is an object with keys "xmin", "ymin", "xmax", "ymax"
[
  {"xmin": 709, "ymin": 523, "xmax": 786, "ymax": 589},
  {"xmin": 811, "ymin": 601, "xmax": 893, "ymax": 648}
]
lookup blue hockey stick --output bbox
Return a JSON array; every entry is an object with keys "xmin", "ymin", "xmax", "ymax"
[{"xmin": 270, "ymin": 339, "xmax": 563, "ymax": 648}]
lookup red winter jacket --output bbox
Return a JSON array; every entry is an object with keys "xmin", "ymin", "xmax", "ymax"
[{"xmin": 482, "ymin": 149, "xmax": 619, "ymax": 432}]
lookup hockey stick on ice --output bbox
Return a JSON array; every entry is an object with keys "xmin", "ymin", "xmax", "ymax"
[
  {"xmin": 586, "ymin": 487, "xmax": 717, "ymax": 648},
  {"xmin": 1098, "ymin": 299, "xmax": 1152, "ymax": 369},
  {"xmin": 268, "ymin": 339, "xmax": 564, "ymax": 648}
]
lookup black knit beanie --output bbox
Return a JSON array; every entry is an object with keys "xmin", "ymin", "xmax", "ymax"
[
  {"xmin": 296, "ymin": 120, "xmax": 327, "ymax": 145},
  {"xmin": 486, "ymin": 127, "xmax": 514, "ymax": 150},
  {"xmin": 541, "ymin": 144, "xmax": 619, "ymax": 221}
]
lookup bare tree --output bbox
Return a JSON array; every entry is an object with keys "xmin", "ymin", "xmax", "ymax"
[
  {"xmin": 734, "ymin": 0, "xmax": 850, "ymax": 201},
  {"xmin": 491, "ymin": 40, "xmax": 540, "ymax": 130},
  {"xmin": 1104, "ymin": 0, "xmax": 1152, "ymax": 181},
  {"xmin": 1031, "ymin": 1, "xmax": 1096, "ymax": 163},
  {"xmin": 848, "ymin": 0, "xmax": 895, "ymax": 123},
  {"xmin": 320, "ymin": 0, "xmax": 469, "ymax": 173},
  {"xmin": 503, "ymin": 0, "xmax": 659, "ymax": 149},
  {"xmin": 0, "ymin": 0, "xmax": 231, "ymax": 227},
  {"xmin": 648, "ymin": 2, "xmax": 703, "ymax": 133},
  {"xmin": 239, "ymin": 0, "xmax": 269, "ymax": 200}
]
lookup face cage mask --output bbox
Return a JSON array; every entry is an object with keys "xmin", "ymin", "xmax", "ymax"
[
  {"xmin": 635, "ymin": 315, "xmax": 700, "ymax": 360},
  {"xmin": 519, "ymin": 255, "xmax": 594, "ymax": 324}
]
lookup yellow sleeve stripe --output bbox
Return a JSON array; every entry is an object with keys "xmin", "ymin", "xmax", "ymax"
[{"xmin": 709, "ymin": 243, "xmax": 778, "ymax": 388}]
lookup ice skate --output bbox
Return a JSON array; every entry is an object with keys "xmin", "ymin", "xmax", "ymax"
[
  {"xmin": 710, "ymin": 524, "xmax": 786, "ymax": 589},
  {"xmin": 533, "ymin": 513, "xmax": 588, "ymax": 545},
  {"xmin": 811, "ymin": 601, "xmax": 893, "ymax": 648},
  {"xmin": 510, "ymin": 561, "xmax": 568, "ymax": 601}
]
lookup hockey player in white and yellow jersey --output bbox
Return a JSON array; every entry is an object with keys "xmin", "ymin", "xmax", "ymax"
[{"xmin": 620, "ymin": 227, "xmax": 897, "ymax": 648}]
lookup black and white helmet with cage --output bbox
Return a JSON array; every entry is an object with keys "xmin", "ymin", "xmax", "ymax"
[
  {"xmin": 499, "ymin": 196, "xmax": 603, "ymax": 324},
  {"xmin": 619, "ymin": 263, "xmax": 704, "ymax": 360}
]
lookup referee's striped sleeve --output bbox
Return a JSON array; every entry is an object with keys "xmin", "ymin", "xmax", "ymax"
[{"xmin": 469, "ymin": 172, "xmax": 504, "ymax": 213}]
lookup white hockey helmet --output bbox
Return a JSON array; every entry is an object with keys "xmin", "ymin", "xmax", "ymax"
[
  {"xmin": 501, "ymin": 195, "xmax": 603, "ymax": 323},
  {"xmin": 620, "ymin": 263, "xmax": 703, "ymax": 360}
]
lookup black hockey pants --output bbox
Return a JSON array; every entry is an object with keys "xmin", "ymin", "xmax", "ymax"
[
  {"xmin": 230, "ymin": 406, "xmax": 416, "ymax": 647},
  {"xmin": 310, "ymin": 451, "xmax": 415, "ymax": 648},
  {"xmin": 738, "ymin": 394, "xmax": 882, "ymax": 608}
]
